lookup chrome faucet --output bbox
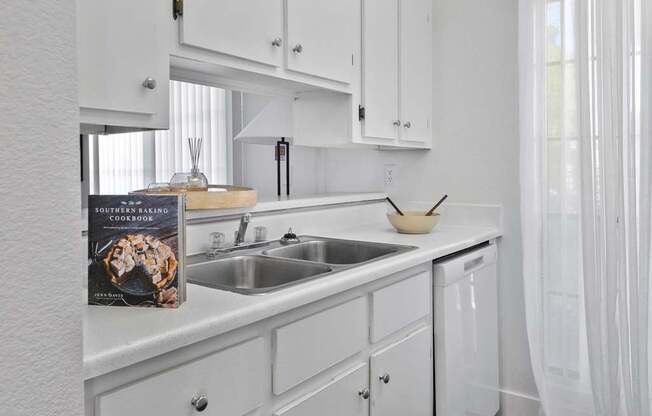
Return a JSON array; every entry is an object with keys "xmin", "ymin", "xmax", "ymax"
[{"xmin": 234, "ymin": 212, "xmax": 251, "ymax": 246}]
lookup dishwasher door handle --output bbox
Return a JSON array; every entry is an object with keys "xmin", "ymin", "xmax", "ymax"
[{"xmin": 464, "ymin": 255, "xmax": 485, "ymax": 272}]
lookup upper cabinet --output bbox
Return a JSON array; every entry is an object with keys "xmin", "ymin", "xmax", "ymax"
[
  {"xmin": 76, "ymin": 0, "xmax": 430, "ymax": 149},
  {"xmin": 77, "ymin": 0, "xmax": 169, "ymax": 131},
  {"xmin": 399, "ymin": 0, "xmax": 433, "ymax": 145},
  {"xmin": 361, "ymin": 0, "xmax": 399, "ymax": 141},
  {"xmin": 359, "ymin": 0, "xmax": 432, "ymax": 148},
  {"xmin": 294, "ymin": 0, "xmax": 432, "ymax": 149},
  {"xmin": 172, "ymin": 0, "xmax": 356, "ymax": 92},
  {"xmin": 286, "ymin": 0, "xmax": 356, "ymax": 83},
  {"xmin": 180, "ymin": 0, "xmax": 283, "ymax": 67}
]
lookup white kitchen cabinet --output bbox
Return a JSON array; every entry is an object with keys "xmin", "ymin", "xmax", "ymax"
[
  {"xmin": 361, "ymin": 0, "xmax": 399, "ymax": 141},
  {"xmin": 370, "ymin": 327, "xmax": 433, "ymax": 416},
  {"xmin": 180, "ymin": 0, "xmax": 283, "ymax": 67},
  {"xmin": 359, "ymin": 0, "xmax": 432, "ymax": 148},
  {"xmin": 77, "ymin": 0, "xmax": 169, "ymax": 131},
  {"xmin": 273, "ymin": 364, "xmax": 369, "ymax": 416},
  {"xmin": 86, "ymin": 264, "xmax": 435, "ymax": 416},
  {"xmin": 370, "ymin": 271, "xmax": 431, "ymax": 342},
  {"xmin": 95, "ymin": 337, "xmax": 265, "ymax": 416},
  {"xmin": 286, "ymin": 0, "xmax": 356, "ymax": 84},
  {"xmin": 273, "ymin": 297, "xmax": 368, "ymax": 394},
  {"xmin": 399, "ymin": 0, "xmax": 432, "ymax": 145},
  {"xmin": 172, "ymin": 0, "xmax": 357, "ymax": 93}
]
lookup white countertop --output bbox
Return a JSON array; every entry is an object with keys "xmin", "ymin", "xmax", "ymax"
[{"xmin": 83, "ymin": 222, "xmax": 501, "ymax": 380}]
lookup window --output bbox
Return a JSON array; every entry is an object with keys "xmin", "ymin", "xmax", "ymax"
[
  {"xmin": 87, "ymin": 80, "xmax": 231, "ymax": 195},
  {"xmin": 543, "ymin": 0, "xmax": 586, "ymax": 389},
  {"xmin": 542, "ymin": 0, "xmax": 642, "ymax": 392}
]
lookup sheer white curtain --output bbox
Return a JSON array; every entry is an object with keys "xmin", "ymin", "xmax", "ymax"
[
  {"xmin": 520, "ymin": 0, "xmax": 651, "ymax": 414},
  {"xmin": 92, "ymin": 80, "xmax": 229, "ymax": 194}
]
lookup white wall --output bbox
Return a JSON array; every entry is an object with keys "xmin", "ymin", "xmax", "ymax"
[
  {"xmin": 240, "ymin": 145, "xmax": 385, "ymax": 197},
  {"xmin": 0, "ymin": 1, "xmax": 83, "ymax": 415},
  {"xmin": 235, "ymin": 93, "xmax": 385, "ymax": 197},
  {"xmin": 379, "ymin": 0, "xmax": 540, "ymax": 413}
]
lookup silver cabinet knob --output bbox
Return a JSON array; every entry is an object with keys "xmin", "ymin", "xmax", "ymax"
[
  {"xmin": 393, "ymin": 120, "xmax": 401, "ymax": 127},
  {"xmin": 292, "ymin": 44, "xmax": 303, "ymax": 54},
  {"xmin": 358, "ymin": 389, "xmax": 370, "ymax": 400},
  {"xmin": 142, "ymin": 77, "xmax": 157, "ymax": 90},
  {"xmin": 272, "ymin": 37, "xmax": 283, "ymax": 47},
  {"xmin": 190, "ymin": 394, "xmax": 208, "ymax": 412},
  {"xmin": 379, "ymin": 373, "xmax": 391, "ymax": 384},
  {"xmin": 403, "ymin": 121, "xmax": 412, "ymax": 128}
]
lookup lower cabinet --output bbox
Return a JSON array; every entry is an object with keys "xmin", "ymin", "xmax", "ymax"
[
  {"xmin": 273, "ymin": 297, "xmax": 368, "ymax": 394},
  {"xmin": 86, "ymin": 265, "xmax": 434, "ymax": 416},
  {"xmin": 370, "ymin": 327, "xmax": 433, "ymax": 416},
  {"xmin": 274, "ymin": 364, "xmax": 369, "ymax": 416},
  {"xmin": 95, "ymin": 337, "xmax": 265, "ymax": 416}
]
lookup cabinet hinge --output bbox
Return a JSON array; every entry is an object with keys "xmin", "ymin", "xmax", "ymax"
[
  {"xmin": 358, "ymin": 105, "xmax": 365, "ymax": 121},
  {"xmin": 173, "ymin": 0, "xmax": 183, "ymax": 20}
]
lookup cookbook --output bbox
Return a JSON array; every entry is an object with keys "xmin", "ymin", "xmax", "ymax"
[{"xmin": 88, "ymin": 194, "xmax": 186, "ymax": 308}]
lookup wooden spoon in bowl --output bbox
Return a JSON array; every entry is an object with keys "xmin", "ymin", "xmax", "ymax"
[
  {"xmin": 425, "ymin": 195, "xmax": 448, "ymax": 216},
  {"xmin": 386, "ymin": 197, "xmax": 405, "ymax": 216}
]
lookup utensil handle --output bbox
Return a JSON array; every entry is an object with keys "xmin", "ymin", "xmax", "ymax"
[
  {"xmin": 386, "ymin": 197, "xmax": 405, "ymax": 216},
  {"xmin": 426, "ymin": 194, "xmax": 448, "ymax": 216}
]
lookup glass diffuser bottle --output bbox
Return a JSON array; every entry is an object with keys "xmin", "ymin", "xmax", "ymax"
[{"xmin": 169, "ymin": 137, "xmax": 209, "ymax": 191}]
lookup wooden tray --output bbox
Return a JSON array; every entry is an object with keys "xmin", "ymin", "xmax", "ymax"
[{"xmin": 130, "ymin": 185, "xmax": 257, "ymax": 210}]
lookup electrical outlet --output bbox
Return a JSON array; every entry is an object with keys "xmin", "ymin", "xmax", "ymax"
[{"xmin": 384, "ymin": 164, "xmax": 397, "ymax": 187}]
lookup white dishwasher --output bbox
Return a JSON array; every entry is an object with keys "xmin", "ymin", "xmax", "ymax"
[{"xmin": 433, "ymin": 243, "xmax": 499, "ymax": 416}]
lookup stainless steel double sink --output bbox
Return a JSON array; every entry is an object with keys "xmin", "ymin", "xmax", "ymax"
[{"xmin": 187, "ymin": 236, "xmax": 416, "ymax": 295}]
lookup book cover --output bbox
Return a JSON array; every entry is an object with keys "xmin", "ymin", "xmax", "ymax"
[{"xmin": 88, "ymin": 194, "xmax": 186, "ymax": 308}]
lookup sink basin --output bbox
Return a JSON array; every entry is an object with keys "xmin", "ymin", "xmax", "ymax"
[
  {"xmin": 187, "ymin": 255, "xmax": 333, "ymax": 295},
  {"xmin": 187, "ymin": 236, "xmax": 416, "ymax": 295},
  {"xmin": 264, "ymin": 238, "xmax": 400, "ymax": 265}
]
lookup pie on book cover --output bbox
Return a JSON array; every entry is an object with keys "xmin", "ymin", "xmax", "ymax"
[{"xmin": 88, "ymin": 194, "xmax": 186, "ymax": 308}]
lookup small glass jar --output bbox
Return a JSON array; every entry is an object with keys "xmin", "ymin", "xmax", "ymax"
[
  {"xmin": 209, "ymin": 232, "xmax": 225, "ymax": 250},
  {"xmin": 254, "ymin": 226, "xmax": 268, "ymax": 242},
  {"xmin": 187, "ymin": 168, "xmax": 209, "ymax": 191}
]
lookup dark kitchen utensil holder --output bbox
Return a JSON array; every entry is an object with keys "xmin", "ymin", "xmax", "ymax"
[{"xmin": 276, "ymin": 137, "xmax": 290, "ymax": 196}]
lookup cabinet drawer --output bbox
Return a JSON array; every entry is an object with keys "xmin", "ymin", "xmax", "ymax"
[
  {"xmin": 371, "ymin": 271, "xmax": 431, "ymax": 342},
  {"xmin": 274, "ymin": 363, "xmax": 368, "ymax": 416},
  {"xmin": 273, "ymin": 297, "xmax": 368, "ymax": 394},
  {"xmin": 96, "ymin": 337, "xmax": 265, "ymax": 416}
]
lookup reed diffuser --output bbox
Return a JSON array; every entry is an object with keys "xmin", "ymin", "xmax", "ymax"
[
  {"xmin": 187, "ymin": 137, "xmax": 208, "ymax": 190},
  {"xmin": 169, "ymin": 137, "xmax": 209, "ymax": 191}
]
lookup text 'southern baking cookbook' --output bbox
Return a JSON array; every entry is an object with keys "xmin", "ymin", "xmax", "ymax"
[{"xmin": 88, "ymin": 194, "xmax": 186, "ymax": 308}]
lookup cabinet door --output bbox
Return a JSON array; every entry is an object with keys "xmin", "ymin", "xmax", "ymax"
[
  {"xmin": 77, "ymin": 0, "xmax": 169, "ymax": 127},
  {"xmin": 370, "ymin": 327, "xmax": 433, "ymax": 416},
  {"xmin": 399, "ymin": 0, "xmax": 432, "ymax": 146},
  {"xmin": 181, "ymin": 0, "xmax": 283, "ymax": 67},
  {"xmin": 274, "ymin": 364, "xmax": 369, "ymax": 416},
  {"xmin": 361, "ymin": 0, "xmax": 399, "ymax": 141},
  {"xmin": 286, "ymin": 0, "xmax": 356, "ymax": 83}
]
